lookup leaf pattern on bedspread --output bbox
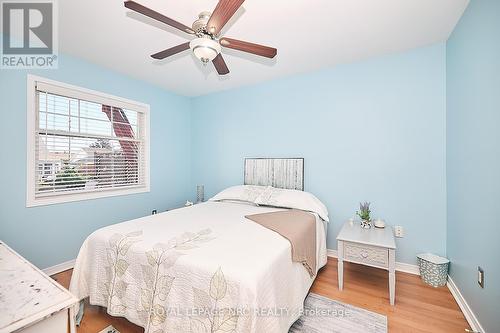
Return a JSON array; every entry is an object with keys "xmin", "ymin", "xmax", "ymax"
[
  {"xmin": 139, "ymin": 229, "xmax": 215, "ymax": 333},
  {"xmin": 100, "ymin": 231, "xmax": 143, "ymax": 315},
  {"xmin": 190, "ymin": 267, "xmax": 239, "ymax": 333}
]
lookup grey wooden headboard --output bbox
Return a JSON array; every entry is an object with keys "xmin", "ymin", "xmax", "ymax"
[{"xmin": 244, "ymin": 158, "xmax": 304, "ymax": 191}]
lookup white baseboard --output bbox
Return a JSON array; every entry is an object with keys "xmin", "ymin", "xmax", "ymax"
[
  {"xmin": 42, "ymin": 259, "xmax": 76, "ymax": 276},
  {"xmin": 327, "ymin": 249, "xmax": 420, "ymax": 275},
  {"xmin": 395, "ymin": 261, "xmax": 420, "ymax": 275},
  {"xmin": 447, "ymin": 276, "xmax": 486, "ymax": 333},
  {"xmin": 327, "ymin": 249, "xmax": 338, "ymax": 258}
]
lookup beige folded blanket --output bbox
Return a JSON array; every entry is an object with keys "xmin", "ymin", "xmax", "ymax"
[{"xmin": 245, "ymin": 210, "xmax": 317, "ymax": 277}]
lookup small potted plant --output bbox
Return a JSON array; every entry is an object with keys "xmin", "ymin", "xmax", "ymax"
[{"xmin": 357, "ymin": 202, "xmax": 372, "ymax": 229}]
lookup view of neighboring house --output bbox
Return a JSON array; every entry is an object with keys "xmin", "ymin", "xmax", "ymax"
[{"xmin": 36, "ymin": 92, "xmax": 140, "ymax": 192}]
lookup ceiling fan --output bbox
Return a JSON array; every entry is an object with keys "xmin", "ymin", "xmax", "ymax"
[{"xmin": 124, "ymin": 0, "xmax": 277, "ymax": 75}]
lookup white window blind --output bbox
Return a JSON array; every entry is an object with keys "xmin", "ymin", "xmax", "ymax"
[{"xmin": 28, "ymin": 77, "xmax": 150, "ymax": 206}]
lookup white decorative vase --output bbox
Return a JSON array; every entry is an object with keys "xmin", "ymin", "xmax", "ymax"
[{"xmin": 360, "ymin": 219, "xmax": 372, "ymax": 229}]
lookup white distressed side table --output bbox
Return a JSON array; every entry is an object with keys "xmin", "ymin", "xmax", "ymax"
[
  {"xmin": 0, "ymin": 241, "xmax": 79, "ymax": 333},
  {"xmin": 337, "ymin": 221, "xmax": 397, "ymax": 305}
]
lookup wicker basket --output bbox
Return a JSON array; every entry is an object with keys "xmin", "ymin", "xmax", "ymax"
[{"xmin": 417, "ymin": 253, "xmax": 449, "ymax": 287}]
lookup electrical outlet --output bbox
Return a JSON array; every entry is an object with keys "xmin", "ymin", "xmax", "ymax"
[
  {"xmin": 478, "ymin": 266, "xmax": 484, "ymax": 288},
  {"xmin": 151, "ymin": 209, "xmax": 157, "ymax": 215},
  {"xmin": 394, "ymin": 225, "xmax": 404, "ymax": 238}
]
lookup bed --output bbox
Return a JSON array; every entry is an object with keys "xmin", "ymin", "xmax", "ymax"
[{"xmin": 69, "ymin": 158, "xmax": 328, "ymax": 333}]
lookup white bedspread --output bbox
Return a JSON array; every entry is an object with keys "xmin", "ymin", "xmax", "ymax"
[{"xmin": 69, "ymin": 201, "xmax": 327, "ymax": 333}]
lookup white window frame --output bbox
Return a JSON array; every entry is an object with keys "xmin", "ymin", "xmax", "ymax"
[{"xmin": 26, "ymin": 74, "xmax": 150, "ymax": 207}]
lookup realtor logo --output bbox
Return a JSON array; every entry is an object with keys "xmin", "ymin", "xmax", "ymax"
[{"xmin": 1, "ymin": 0, "xmax": 58, "ymax": 68}]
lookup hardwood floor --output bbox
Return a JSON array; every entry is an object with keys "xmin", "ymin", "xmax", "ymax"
[
  {"xmin": 310, "ymin": 258, "xmax": 470, "ymax": 333},
  {"xmin": 52, "ymin": 257, "xmax": 470, "ymax": 333}
]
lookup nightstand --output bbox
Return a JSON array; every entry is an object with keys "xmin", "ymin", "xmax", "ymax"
[{"xmin": 337, "ymin": 221, "xmax": 397, "ymax": 305}]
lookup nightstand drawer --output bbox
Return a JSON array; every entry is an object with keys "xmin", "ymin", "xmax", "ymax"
[{"xmin": 344, "ymin": 242, "xmax": 389, "ymax": 268}]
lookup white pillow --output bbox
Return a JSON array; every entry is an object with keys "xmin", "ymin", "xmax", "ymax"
[
  {"xmin": 209, "ymin": 185, "xmax": 268, "ymax": 204},
  {"xmin": 254, "ymin": 187, "xmax": 329, "ymax": 222}
]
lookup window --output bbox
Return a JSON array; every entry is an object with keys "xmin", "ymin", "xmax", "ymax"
[{"xmin": 26, "ymin": 75, "xmax": 150, "ymax": 207}]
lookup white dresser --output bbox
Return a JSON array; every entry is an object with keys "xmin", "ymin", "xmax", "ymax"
[
  {"xmin": 336, "ymin": 221, "xmax": 397, "ymax": 305},
  {"xmin": 0, "ymin": 241, "xmax": 78, "ymax": 333}
]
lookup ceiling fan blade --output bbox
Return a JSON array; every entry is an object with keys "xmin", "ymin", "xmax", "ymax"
[
  {"xmin": 206, "ymin": 0, "xmax": 244, "ymax": 35},
  {"xmin": 151, "ymin": 42, "xmax": 190, "ymax": 59},
  {"xmin": 212, "ymin": 54, "xmax": 230, "ymax": 75},
  {"xmin": 124, "ymin": 1, "xmax": 194, "ymax": 34},
  {"xmin": 219, "ymin": 37, "xmax": 277, "ymax": 58}
]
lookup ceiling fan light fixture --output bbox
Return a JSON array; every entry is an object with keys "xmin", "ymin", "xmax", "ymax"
[
  {"xmin": 124, "ymin": 0, "xmax": 277, "ymax": 75},
  {"xmin": 189, "ymin": 37, "xmax": 221, "ymax": 63}
]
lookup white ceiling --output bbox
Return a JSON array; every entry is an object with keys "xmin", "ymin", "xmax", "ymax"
[{"xmin": 57, "ymin": 0, "xmax": 469, "ymax": 96}]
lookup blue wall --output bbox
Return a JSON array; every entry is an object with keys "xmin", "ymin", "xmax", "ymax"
[
  {"xmin": 191, "ymin": 43, "xmax": 447, "ymax": 264},
  {"xmin": 0, "ymin": 54, "xmax": 192, "ymax": 268},
  {"xmin": 447, "ymin": 0, "xmax": 500, "ymax": 331}
]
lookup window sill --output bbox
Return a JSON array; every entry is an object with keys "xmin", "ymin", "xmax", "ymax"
[{"xmin": 26, "ymin": 186, "xmax": 150, "ymax": 207}]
